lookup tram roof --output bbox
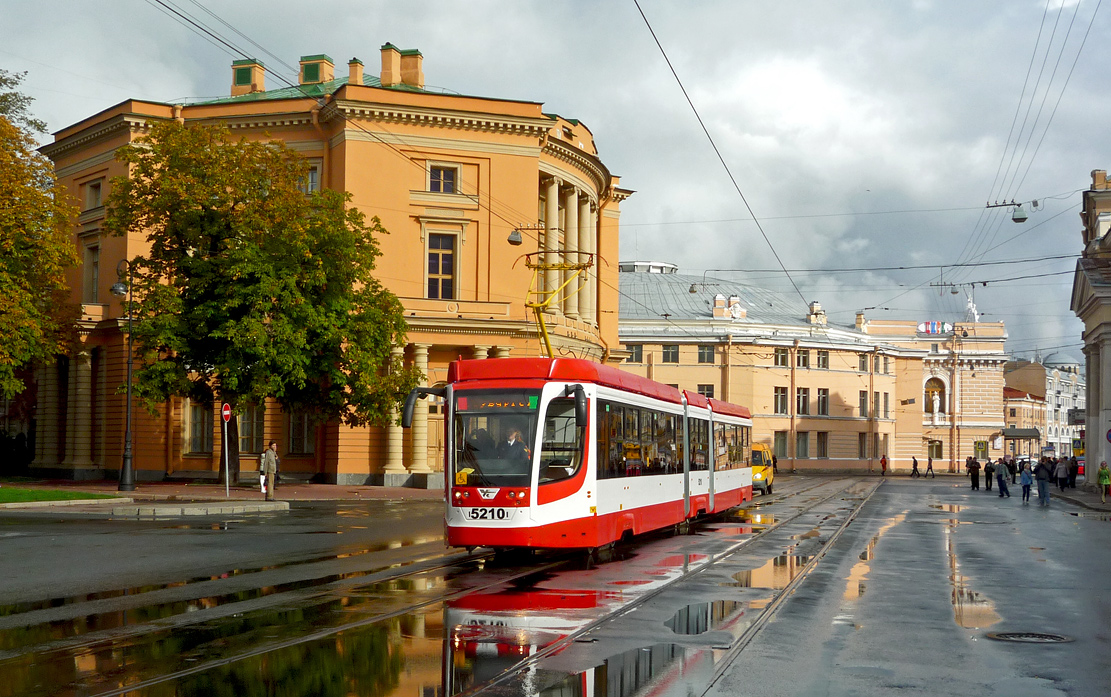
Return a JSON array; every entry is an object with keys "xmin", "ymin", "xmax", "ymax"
[{"xmin": 448, "ymin": 357, "xmax": 751, "ymax": 418}]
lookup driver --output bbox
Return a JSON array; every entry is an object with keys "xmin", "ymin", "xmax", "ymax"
[{"xmin": 497, "ymin": 429, "xmax": 530, "ymax": 465}]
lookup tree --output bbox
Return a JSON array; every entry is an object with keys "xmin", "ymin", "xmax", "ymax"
[
  {"xmin": 103, "ymin": 122, "xmax": 420, "ymax": 438},
  {"xmin": 0, "ymin": 70, "xmax": 78, "ymax": 401}
]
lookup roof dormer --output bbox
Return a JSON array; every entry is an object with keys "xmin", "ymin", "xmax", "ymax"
[{"xmin": 299, "ymin": 54, "xmax": 334, "ymax": 85}]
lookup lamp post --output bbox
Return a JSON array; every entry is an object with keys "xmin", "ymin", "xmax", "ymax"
[{"xmin": 109, "ymin": 260, "xmax": 136, "ymax": 492}]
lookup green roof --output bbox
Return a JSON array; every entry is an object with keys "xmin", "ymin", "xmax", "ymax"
[
  {"xmin": 300, "ymin": 54, "xmax": 333, "ymax": 64},
  {"xmin": 232, "ymin": 58, "xmax": 264, "ymax": 67},
  {"xmin": 400, "ymin": 49, "xmax": 422, "ymax": 57},
  {"xmin": 192, "ymin": 74, "xmax": 439, "ymax": 106}
]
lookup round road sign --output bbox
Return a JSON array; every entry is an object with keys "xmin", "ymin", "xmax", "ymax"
[{"xmin": 222, "ymin": 403, "xmax": 232, "ymax": 422}]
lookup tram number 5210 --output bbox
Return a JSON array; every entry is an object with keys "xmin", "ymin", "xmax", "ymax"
[{"xmin": 463, "ymin": 507, "xmax": 512, "ymax": 521}]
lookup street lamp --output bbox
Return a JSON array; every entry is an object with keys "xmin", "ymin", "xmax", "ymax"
[{"xmin": 109, "ymin": 259, "xmax": 136, "ymax": 492}]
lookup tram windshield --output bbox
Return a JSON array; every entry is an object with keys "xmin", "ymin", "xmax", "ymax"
[{"xmin": 453, "ymin": 390, "xmax": 540, "ymax": 487}]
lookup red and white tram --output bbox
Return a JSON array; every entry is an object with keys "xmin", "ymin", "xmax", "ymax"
[{"xmin": 402, "ymin": 357, "xmax": 753, "ymax": 551}]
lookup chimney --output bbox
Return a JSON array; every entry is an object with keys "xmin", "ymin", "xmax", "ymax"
[
  {"xmin": 299, "ymin": 55, "xmax": 334, "ymax": 85},
  {"xmin": 1093, "ymin": 169, "xmax": 1108, "ymax": 191},
  {"xmin": 808, "ymin": 301, "xmax": 827, "ymax": 325},
  {"xmin": 348, "ymin": 58, "xmax": 364, "ymax": 86},
  {"xmin": 855, "ymin": 311, "xmax": 868, "ymax": 332},
  {"xmin": 230, "ymin": 59, "xmax": 265, "ymax": 96},
  {"xmin": 380, "ymin": 43, "xmax": 401, "ymax": 87},
  {"xmin": 400, "ymin": 49, "xmax": 424, "ymax": 88},
  {"xmin": 712, "ymin": 294, "xmax": 728, "ymax": 319}
]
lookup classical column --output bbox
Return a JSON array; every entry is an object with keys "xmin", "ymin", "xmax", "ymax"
[
  {"xmin": 543, "ymin": 177, "xmax": 561, "ymax": 315},
  {"xmin": 493, "ymin": 346, "xmax": 511, "ymax": 359},
  {"xmin": 384, "ymin": 345, "xmax": 407, "ymax": 474},
  {"xmin": 578, "ymin": 195, "xmax": 591, "ymax": 323},
  {"xmin": 585, "ymin": 205, "xmax": 598, "ymax": 326},
  {"xmin": 69, "ymin": 351, "xmax": 94, "ymax": 466},
  {"xmin": 472, "ymin": 344, "xmax": 492, "ymax": 360},
  {"xmin": 563, "ymin": 186, "xmax": 579, "ymax": 319},
  {"xmin": 33, "ymin": 362, "xmax": 59, "ymax": 466},
  {"xmin": 410, "ymin": 344, "xmax": 432, "ymax": 474}
]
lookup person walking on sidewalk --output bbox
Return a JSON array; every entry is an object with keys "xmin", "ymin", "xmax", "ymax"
[
  {"xmin": 1054, "ymin": 458, "xmax": 1070, "ymax": 493},
  {"xmin": 880, "ymin": 455, "xmax": 887, "ymax": 476},
  {"xmin": 926, "ymin": 456, "xmax": 935, "ymax": 478},
  {"xmin": 261, "ymin": 441, "xmax": 279, "ymax": 501},
  {"xmin": 984, "ymin": 460, "xmax": 994, "ymax": 491},
  {"xmin": 1020, "ymin": 463, "xmax": 1033, "ymax": 504},
  {"xmin": 967, "ymin": 458, "xmax": 981, "ymax": 490},
  {"xmin": 910, "ymin": 456, "xmax": 920, "ymax": 478},
  {"xmin": 996, "ymin": 461, "xmax": 1011, "ymax": 498},
  {"xmin": 1097, "ymin": 461, "xmax": 1111, "ymax": 504},
  {"xmin": 1034, "ymin": 458, "xmax": 1052, "ymax": 506}
]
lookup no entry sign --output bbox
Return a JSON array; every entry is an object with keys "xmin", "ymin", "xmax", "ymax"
[{"xmin": 222, "ymin": 403, "xmax": 232, "ymax": 422}]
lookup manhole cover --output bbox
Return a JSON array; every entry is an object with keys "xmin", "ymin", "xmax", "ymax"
[{"xmin": 986, "ymin": 632, "xmax": 1074, "ymax": 643}]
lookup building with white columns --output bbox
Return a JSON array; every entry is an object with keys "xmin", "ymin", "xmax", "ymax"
[{"xmin": 36, "ymin": 45, "xmax": 630, "ymax": 486}]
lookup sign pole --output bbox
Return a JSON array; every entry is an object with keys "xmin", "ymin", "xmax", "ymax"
[{"xmin": 221, "ymin": 403, "xmax": 232, "ymax": 498}]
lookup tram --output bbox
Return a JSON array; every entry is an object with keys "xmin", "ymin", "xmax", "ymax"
[{"xmin": 402, "ymin": 357, "xmax": 753, "ymax": 551}]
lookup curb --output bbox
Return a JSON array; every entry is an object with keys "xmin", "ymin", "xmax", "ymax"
[
  {"xmin": 0, "ymin": 497, "xmax": 134, "ymax": 509},
  {"xmin": 110, "ymin": 501, "xmax": 290, "ymax": 518}
]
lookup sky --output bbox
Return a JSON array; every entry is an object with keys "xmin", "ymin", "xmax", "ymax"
[{"xmin": 4, "ymin": 0, "xmax": 1105, "ymax": 363}]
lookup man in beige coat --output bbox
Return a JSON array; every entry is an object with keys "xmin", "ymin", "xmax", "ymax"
[{"xmin": 261, "ymin": 441, "xmax": 279, "ymax": 501}]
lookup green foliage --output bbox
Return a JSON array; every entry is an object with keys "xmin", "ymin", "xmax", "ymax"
[
  {"xmin": 103, "ymin": 122, "xmax": 419, "ymax": 426},
  {"xmin": 0, "ymin": 69, "xmax": 47, "ymax": 133},
  {"xmin": 0, "ymin": 96, "xmax": 79, "ymax": 400}
]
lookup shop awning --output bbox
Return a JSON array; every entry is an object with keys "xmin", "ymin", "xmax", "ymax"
[{"xmin": 1002, "ymin": 428, "xmax": 1041, "ymax": 439}]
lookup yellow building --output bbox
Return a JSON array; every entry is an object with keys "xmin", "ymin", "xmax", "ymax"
[
  {"xmin": 1001, "ymin": 387, "xmax": 1045, "ymax": 458},
  {"xmin": 617, "ymin": 263, "xmax": 1008, "ymax": 472},
  {"xmin": 36, "ymin": 45, "xmax": 630, "ymax": 486}
]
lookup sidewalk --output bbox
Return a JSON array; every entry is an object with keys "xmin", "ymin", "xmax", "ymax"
[{"xmin": 0, "ymin": 479, "xmax": 445, "ymax": 518}]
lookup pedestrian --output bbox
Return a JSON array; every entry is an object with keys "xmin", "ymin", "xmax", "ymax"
[
  {"xmin": 1033, "ymin": 458, "xmax": 1052, "ymax": 506},
  {"xmin": 880, "ymin": 454, "xmax": 887, "ymax": 476},
  {"xmin": 1020, "ymin": 463, "xmax": 1033, "ymax": 504},
  {"xmin": 1054, "ymin": 458, "xmax": 1070, "ymax": 493},
  {"xmin": 1068, "ymin": 457, "xmax": 1079, "ymax": 489},
  {"xmin": 910, "ymin": 456, "xmax": 920, "ymax": 478},
  {"xmin": 983, "ymin": 459, "xmax": 994, "ymax": 491},
  {"xmin": 967, "ymin": 458, "xmax": 981, "ymax": 490},
  {"xmin": 1097, "ymin": 461, "xmax": 1111, "ymax": 504},
  {"xmin": 772, "ymin": 455, "xmax": 778, "ymax": 474},
  {"xmin": 1007, "ymin": 458, "xmax": 1017, "ymax": 484},
  {"xmin": 925, "ymin": 456, "xmax": 935, "ymax": 478},
  {"xmin": 260, "ymin": 440, "xmax": 279, "ymax": 501},
  {"xmin": 996, "ymin": 460, "xmax": 1010, "ymax": 498}
]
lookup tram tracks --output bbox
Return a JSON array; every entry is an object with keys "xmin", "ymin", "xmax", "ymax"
[{"xmin": 454, "ymin": 477, "xmax": 880, "ymax": 697}]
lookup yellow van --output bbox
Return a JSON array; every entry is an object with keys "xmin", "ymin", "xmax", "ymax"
[{"xmin": 752, "ymin": 443, "xmax": 775, "ymax": 495}]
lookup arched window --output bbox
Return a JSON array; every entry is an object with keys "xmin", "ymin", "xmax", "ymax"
[{"xmin": 924, "ymin": 378, "xmax": 946, "ymax": 414}]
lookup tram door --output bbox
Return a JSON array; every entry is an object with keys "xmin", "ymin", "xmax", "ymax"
[{"xmin": 689, "ymin": 417, "xmax": 711, "ymax": 516}]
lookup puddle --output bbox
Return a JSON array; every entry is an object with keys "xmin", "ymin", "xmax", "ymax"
[
  {"xmin": 842, "ymin": 512, "xmax": 907, "ymax": 601},
  {"xmin": 727, "ymin": 554, "xmax": 810, "ymax": 589},
  {"xmin": 790, "ymin": 528, "xmax": 821, "ymax": 540},
  {"xmin": 928, "ymin": 504, "xmax": 966, "ymax": 512},
  {"xmin": 665, "ymin": 599, "xmax": 745, "ymax": 635},
  {"xmin": 945, "ymin": 526, "xmax": 1000, "ymax": 629},
  {"xmin": 730, "ymin": 510, "xmax": 776, "ymax": 526},
  {"xmin": 1068, "ymin": 512, "xmax": 1111, "ymax": 521},
  {"xmin": 528, "ymin": 643, "xmax": 715, "ymax": 697}
]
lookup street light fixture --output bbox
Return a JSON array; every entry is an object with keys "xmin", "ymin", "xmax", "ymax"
[{"xmin": 109, "ymin": 259, "xmax": 136, "ymax": 492}]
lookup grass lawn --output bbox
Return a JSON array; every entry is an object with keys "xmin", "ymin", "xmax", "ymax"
[{"xmin": 0, "ymin": 487, "xmax": 119, "ymax": 504}]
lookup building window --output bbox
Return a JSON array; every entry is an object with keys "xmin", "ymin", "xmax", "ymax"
[
  {"xmin": 300, "ymin": 164, "xmax": 321, "ymax": 194},
  {"xmin": 83, "ymin": 179, "xmax": 103, "ymax": 210},
  {"xmin": 239, "ymin": 404, "xmax": 265, "ymax": 454},
  {"xmin": 816, "ymin": 431, "xmax": 829, "ymax": 458},
  {"xmin": 184, "ymin": 400, "xmax": 213, "ymax": 454},
  {"xmin": 796, "ymin": 431, "xmax": 809, "ymax": 459},
  {"xmin": 796, "ymin": 350, "xmax": 810, "ymax": 368},
  {"xmin": 662, "ymin": 345, "xmax": 679, "ymax": 363},
  {"xmin": 873, "ymin": 355, "xmax": 881, "ymax": 372},
  {"xmin": 774, "ymin": 387, "xmax": 789, "ymax": 415},
  {"xmin": 858, "ymin": 432, "xmax": 868, "ymax": 458},
  {"xmin": 83, "ymin": 245, "xmax": 99, "ymax": 303},
  {"xmin": 931, "ymin": 343, "xmax": 939, "ymax": 354},
  {"xmin": 796, "ymin": 387, "xmax": 810, "ymax": 415},
  {"xmin": 883, "ymin": 356, "xmax": 890, "ymax": 373},
  {"xmin": 697, "ymin": 384, "xmax": 714, "ymax": 398},
  {"xmin": 817, "ymin": 388, "xmax": 829, "ymax": 416},
  {"xmin": 429, "ymin": 165, "xmax": 458, "ymax": 194},
  {"xmin": 1009, "ymin": 408, "xmax": 1016, "ymax": 418},
  {"xmin": 773, "ymin": 431, "xmax": 788, "ymax": 458},
  {"xmin": 859, "ymin": 390, "xmax": 868, "ymax": 418},
  {"xmin": 698, "ymin": 345, "xmax": 715, "ymax": 364},
  {"xmin": 817, "ymin": 350, "xmax": 829, "ymax": 369},
  {"xmin": 883, "ymin": 392, "xmax": 890, "ymax": 419},
  {"xmin": 873, "ymin": 391, "xmax": 880, "ymax": 417},
  {"xmin": 858, "ymin": 354, "xmax": 868, "ymax": 372},
  {"xmin": 625, "ymin": 345, "xmax": 643, "ymax": 363},
  {"xmin": 427, "ymin": 233, "xmax": 455, "ymax": 299},
  {"xmin": 774, "ymin": 348, "xmax": 789, "ymax": 367},
  {"xmin": 289, "ymin": 411, "xmax": 315, "ymax": 454}
]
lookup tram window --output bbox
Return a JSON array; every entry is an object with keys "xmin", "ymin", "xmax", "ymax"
[
  {"xmin": 656, "ymin": 413, "xmax": 677, "ymax": 473},
  {"xmin": 598, "ymin": 402, "xmax": 624, "ymax": 480},
  {"xmin": 538, "ymin": 397, "xmax": 584, "ymax": 484},
  {"xmin": 690, "ymin": 418, "xmax": 710, "ymax": 471}
]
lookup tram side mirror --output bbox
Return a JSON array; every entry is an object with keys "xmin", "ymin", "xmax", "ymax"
[
  {"xmin": 401, "ymin": 386, "xmax": 447, "ymax": 428},
  {"xmin": 564, "ymin": 384, "xmax": 588, "ymax": 428}
]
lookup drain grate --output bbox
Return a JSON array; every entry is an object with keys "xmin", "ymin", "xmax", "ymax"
[{"xmin": 986, "ymin": 632, "xmax": 1074, "ymax": 643}]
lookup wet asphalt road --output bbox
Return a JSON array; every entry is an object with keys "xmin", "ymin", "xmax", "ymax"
[{"xmin": 1, "ymin": 478, "xmax": 1108, "ymax": 696}]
